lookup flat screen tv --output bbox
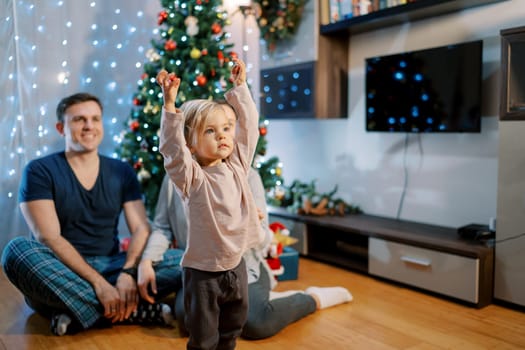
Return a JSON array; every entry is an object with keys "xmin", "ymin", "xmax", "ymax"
[{"xmin": 365, "ymin": 40, "xmax": 483, "ymax": 133}]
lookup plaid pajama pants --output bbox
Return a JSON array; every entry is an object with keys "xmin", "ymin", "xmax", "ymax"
[{"xmin": 1, "ymin": 236, "xmax": 183, "ymax": 329}]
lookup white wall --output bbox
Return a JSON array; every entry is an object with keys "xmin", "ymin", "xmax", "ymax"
[
  {"xmin": 262, "ymin": 1, "xmax": 524, "ymax": 228},
  {"xmin": 259, "ymin": 0, "xmax": 318, "ymax": 69}
]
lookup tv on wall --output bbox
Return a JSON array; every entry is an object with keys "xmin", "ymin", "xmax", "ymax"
[{"xmin": 365, "ymin": 40, "xmax": 483, "ymax": 133}]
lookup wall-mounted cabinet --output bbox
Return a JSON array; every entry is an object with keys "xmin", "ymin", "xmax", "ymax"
[
  {"xmin": 315, "ymin": 34, "xmax": 349, "ymax": 118},
  {"xmin": 500, "ymin": 25, "xmax": 525, "ymax": 120}
]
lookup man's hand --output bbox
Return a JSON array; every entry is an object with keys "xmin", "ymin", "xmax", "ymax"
[
  {"xmin": 114, "ymin": 273, "xmax": 139, "ymax": 322},
  {"xmin": 93, "ymin": 279, "xmax": 127, "ymax": 323}
]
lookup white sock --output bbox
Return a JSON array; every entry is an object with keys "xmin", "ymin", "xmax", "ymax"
[
  {"xmin": 54, "ymin": 314, "xmax": 72, "ymax": 336},
  {"xmin": 161, "ymin": 303, "xmax": 175, "ymax": 326},
  {"xmin": 305, "ymin": 286, "xmax": 353, "ymax": 309},
  {"xmin": 269, "ymin": 290, "xmax": 304, "ymax": 300}
]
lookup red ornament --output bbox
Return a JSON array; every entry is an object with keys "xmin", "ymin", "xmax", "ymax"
[
  {"xmin": 201, "ymin": 48, "xmax": 208, "ymax": 56},
  {"xmin": 196, "ymin": 75, "xmax": 207, "ymax": 87},
  {"xmin": 133, "ymin": 98, "xmax": 140, "ymax": 106},
  {"xmin": 120, "ymin": 237, "xmax": 130, "ymax": 252},
  {"xmin": 130, "ymin": 120, "xmax": 140, "ymax": 132},
  {"xmin": 133, "ymin": 160, "xmax": 142, "ymax": 170},
  {"xmin": 259, "ymin": 126, "xmax": 267, "ymax": 136},
  {"xmin": 140, "ymin": 73, "xmax": 148, "ymax": 80},
  {"xmin": 211, "ymin": 23, "xmax": 221, "ymax": 34},
  {"xmin": 158, "ymin": 11, "xmax": 168, "ymax": 25},
  {"xmin": 164, "ymin": 39, "xmax": 177, "ymax": 51},
  {"xmin": 210, "ymin": 68, "xmax": 216, "ymax": 77},
  {"xmin": 230, "ymin": 52, "xmax": 238, "ymax": 59}
]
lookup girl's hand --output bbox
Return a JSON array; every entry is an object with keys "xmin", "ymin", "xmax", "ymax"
[
  {"xmin": 156, "ymin": 70, "xmax": 180, "ymax": 113},
  {"xmin": 230, "ymin": 58, "xmax": 246, "ymax": 86}
]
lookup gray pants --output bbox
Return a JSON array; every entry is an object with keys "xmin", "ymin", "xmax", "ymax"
[
  {"xmin": 176, "ymin": 262, "xmax": 317, "ymax": 341},
  {"xmin": 242, "ymin": 263, "xmax": 316, "ymax": 339},
  {"xmin": 183, "ymin": 259, "xmax": 248, "ymax": 350}
]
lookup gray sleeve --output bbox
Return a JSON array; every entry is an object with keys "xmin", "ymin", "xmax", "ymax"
[
  {"xmin": 142, "ymin": 175, "xmax": 177, "ymax": 262},
  {"xmin": 248, "ymin": 168, "xmax": 273, "ymax": 250},
  {"xmin": 245, "ymin": 168, "xmax": 277, "ymax": 288}
]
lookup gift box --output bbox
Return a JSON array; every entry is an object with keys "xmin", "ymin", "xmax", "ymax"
[{"xmin": 277, "ymin": 247, "xmax": 299, "ymax": 281}]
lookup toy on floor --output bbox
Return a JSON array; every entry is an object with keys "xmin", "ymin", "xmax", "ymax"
[{"xmin": 266, "ymin": 221, "xmax": 298, "ymax": 277}]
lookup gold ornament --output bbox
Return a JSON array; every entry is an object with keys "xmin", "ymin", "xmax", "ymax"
[
  {"xmin": 137, "ymin": 168, "xmax": 151, "ymax": 182},
  {"xmin": 190, "ymin": 48, "xmax": 202, "ymax": 59},
  {"xmin": 146, "ymin": 48, "xmax": 161, "ymax": 62},
  {"xmin": 144, "ymin": 101, "xmax": 153, "ymax": 114}
]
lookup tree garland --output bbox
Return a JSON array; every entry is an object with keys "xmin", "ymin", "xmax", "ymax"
[{"xmin": 252, "ymin": 0, "xmax": 308, "ymax": 53}]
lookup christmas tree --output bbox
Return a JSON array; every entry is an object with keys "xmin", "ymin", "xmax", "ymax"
[
  {"xmin": 117, "ymin": 0, "xmax": 237, "ymax": 216},
  {"xmin": 253, "ymin": 117, "xmax": 284, "ymax": 192},
  {"xmin": 116, "ymin": 0, "xmax": 284, "ymax": 217}
]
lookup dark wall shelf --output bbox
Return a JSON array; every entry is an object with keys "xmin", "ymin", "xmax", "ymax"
[
  {"xmin": 268, "ymin": 206, "xmax": 494, "ymax": 307},
  {"xmin": 320, "ymin": 0, "xmax": 507, "ymax": 36},
  {"xmin": 268, "ymin": 206, "xmax": 492, "ymax": 258}
]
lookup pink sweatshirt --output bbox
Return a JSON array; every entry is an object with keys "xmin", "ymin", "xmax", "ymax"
[{"xmin": 159, "ymin": 83, "xmax": 265, "ymax": 271}]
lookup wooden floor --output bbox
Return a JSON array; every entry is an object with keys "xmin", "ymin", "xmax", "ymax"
[{"xmin": 1, "ymin": 258, "xmax": 525, "ymax": 350}]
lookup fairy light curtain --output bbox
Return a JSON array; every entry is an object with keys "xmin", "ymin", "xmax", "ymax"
[
  {"xmin": 0, "ymin": 0, "xmax": 257, "ymax": 252},
  {"xmin": 0, "ymin": 1, "xmax": 163, "ymax": 251}
]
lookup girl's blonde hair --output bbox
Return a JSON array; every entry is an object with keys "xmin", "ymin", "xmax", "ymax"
[{"xmin": 181, "ymin": 99, "xmax": 230, "ymax": 148}]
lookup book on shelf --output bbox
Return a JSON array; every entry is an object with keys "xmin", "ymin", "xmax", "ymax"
[
  {"xmin": 330, "ymin": 0, "xmax": 341, "ymax": 23},
  {"xmin": 319, "ymin": 0, "xmax": 340, "ymax": 24},
  {"xmin": 386, "ymin": 0, "xmax": 409, "ymax": 7},
  {"xmin": 323, "ymin": 0, "xmax": 354, "ymax": 23},
  {"xmin": 340, "ymin": 0, "xmax": 353, "ymax": 20},
  {"xmin": 320, "ymin": 0, "xmax": 416, "ymax": 25},
  {"xmin": 320, "ymin": 0, "xmax": 331, "ymax": 24}
]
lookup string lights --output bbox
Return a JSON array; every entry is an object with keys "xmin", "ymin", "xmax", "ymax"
[
  {"xmin": 0, "ymin": 1, "xmax": 162, "ymax": 247},
  {"xmin": 1, "ymin": 0, "xmax": 258, "ymax": 249}
]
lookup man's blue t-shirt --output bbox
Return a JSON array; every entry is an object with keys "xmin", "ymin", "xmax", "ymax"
[{"xmin": 19, "ymin": 152, "xmax": 143, "ymax": 256}]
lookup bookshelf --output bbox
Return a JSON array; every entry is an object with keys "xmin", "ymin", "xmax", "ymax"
[
  {"xmin": 320, "ymin": 0, "xmax": 507, "ymax": 35},
  {"xmin": 313, "ymin": 0, "xmax": 506, "ymax": 119}
]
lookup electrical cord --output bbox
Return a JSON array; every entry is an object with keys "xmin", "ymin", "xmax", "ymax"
[
  {"xmin": 396, "ymin": 134, "xmax": 409, "ymax": 219},
  {"xmin": 495, "ymin": 232, "xmax": 525, "ymax": 244},
  {"xmin": 392, "ymin": 133, "xmax": 521, "ymax": 246},
  {"xmin": 396, "ymin": 133, "xmax": 423, "ymax": 220}
]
